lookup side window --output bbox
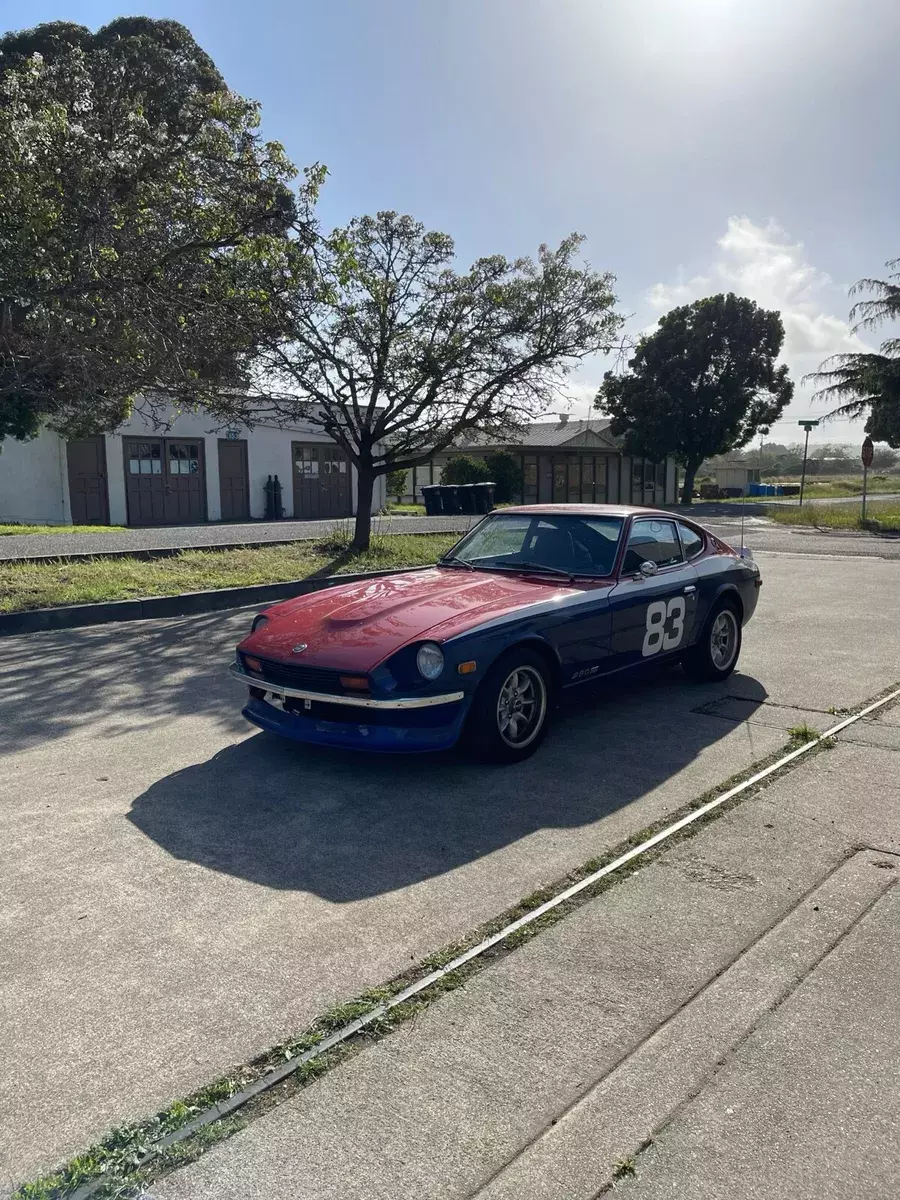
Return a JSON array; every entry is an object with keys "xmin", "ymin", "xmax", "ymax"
[
  {"xmin": 621, "ymin": 519, "xmax": 683, "ymax": 573},
  {"xmin": 678, "ymin": 523, "xmax": 704, "ymax": 560}
]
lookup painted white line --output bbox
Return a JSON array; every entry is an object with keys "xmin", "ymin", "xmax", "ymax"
[{"xmin": 106, "ymin": 684, "xmax": 900, "ymax": 1193}]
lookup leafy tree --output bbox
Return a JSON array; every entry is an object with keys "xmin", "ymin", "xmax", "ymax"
[
  {"xmin": 484, "ymin": 450, "xmax": 524, "ymax": 503},
  {"xmin": 441, "ymin": 455, "xmax": 490, "ymax": 485},
  {"xmin": 871, "ymin": 444, "xmax": 899, "ymax": 471},
  {"xmin": 807, "ymin": 258, "xmax": 900, "ymax": 446},
  {"xmin": 386, "ymin": 468, "xmax": 408, "ymax": 502},
  {"xmin": 257, "ymin": 212, "xmax": 622, "ymax": 548},
  {"xmin": 597, "ymin": 294, "xmax": 793, "ymax": 503},
  {"xmin": 0, "ymin": 18, "xmax": 315, "ymax": 443}
]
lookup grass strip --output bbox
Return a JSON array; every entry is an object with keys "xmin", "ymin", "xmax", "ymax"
[
  {"xmin": 0, "ymin": 524, "xmax": 125, "ymax": 537},
  {"xmin": 18, "ymin": 688, "xmax": 898, "ymax": 1200},
  {"xmin": 0, "ymin": 532, "xmax": 460, "ymax": 614},
  {"xmin": 762, "ymin": 474, "xmax": 897, "ymax": 500},
  {"xmin": 767, "ymin": 500, "xmax": 900, "ymax": 533}
]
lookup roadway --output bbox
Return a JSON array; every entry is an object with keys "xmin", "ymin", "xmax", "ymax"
[{"xmin": 3, "ymin": 544, "xmax": 900, "ymax": 1187}]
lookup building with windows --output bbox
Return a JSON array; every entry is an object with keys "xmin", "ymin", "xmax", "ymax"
[
  {"xmin": 0, "ymin": 405, "xmax": 385, "ymax": 528},
  {"xmin": 402, "ymin": 417, "xmax": 680, "ymax": 507}
]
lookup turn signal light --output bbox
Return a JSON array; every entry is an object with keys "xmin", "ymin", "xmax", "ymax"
[
  {"xmin": 457, "ymin": 661, "xmax": 477, "ymax": 675},
  {"xmin": 244, "ymin": 656, "xmax": 263, "ymax": 672},
  {"xmin": 340, "ymin": 675, "xmax": 370, "ymax": 690}
]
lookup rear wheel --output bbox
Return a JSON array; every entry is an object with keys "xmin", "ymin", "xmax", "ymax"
[
  {"xmin": 467, "ymin": 650, "xmax": 551, "ymax": 763},
  {"xmin": 682, "ymin": 600, "xmax": 742, "ymax": 682}
]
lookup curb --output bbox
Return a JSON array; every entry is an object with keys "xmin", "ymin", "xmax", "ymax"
[{"xmin": 0, "ymin": 565, "xmax": 434, "ymax": 638}]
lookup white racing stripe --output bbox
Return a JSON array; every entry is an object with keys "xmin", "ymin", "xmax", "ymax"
[{"xmin": 98, "ymin": 684, "xmax": 900, "ymax": 1196}]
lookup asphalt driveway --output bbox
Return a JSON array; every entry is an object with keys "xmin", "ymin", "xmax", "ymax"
[{"xmin": 3, "ymin": 549, "xmax": 900, "ymax": 1187}]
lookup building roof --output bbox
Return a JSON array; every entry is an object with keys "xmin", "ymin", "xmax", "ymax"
[{"xmin": 455, "ymin": 418, "xmax": 619, "ymax": 452}]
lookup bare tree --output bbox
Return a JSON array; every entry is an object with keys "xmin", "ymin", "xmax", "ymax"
[{"xmin": 254, "ymin": 212, "xmax": 622, "ymax": 548}]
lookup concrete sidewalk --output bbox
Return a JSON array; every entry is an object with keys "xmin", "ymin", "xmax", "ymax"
[{"xmin": 152, "ymin": 714, "xmax": 900, "ymax": 1200}]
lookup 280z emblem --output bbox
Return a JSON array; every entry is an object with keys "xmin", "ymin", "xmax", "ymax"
[{"xmin": 291, "ymin": 644, "xmax": 308, "ymax": 654}]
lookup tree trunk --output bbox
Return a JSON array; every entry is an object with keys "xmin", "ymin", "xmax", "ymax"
[
  {"xmin": 680, "ymin": 461, "xmax": 699, "ymax": 505},
  {"xmin": 352, "ymin": 462, "xmax": 376, "ymax": 551}
]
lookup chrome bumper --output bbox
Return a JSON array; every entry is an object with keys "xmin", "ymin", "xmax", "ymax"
[{"xmin": 229, "ymin": 662, "xmax": 464, "ymax": 710}]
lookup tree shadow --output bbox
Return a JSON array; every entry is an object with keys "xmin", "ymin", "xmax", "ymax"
[
  {"xmin": 127, "ymin": 667, "xmax": 769, "ymax": 903},
  {"xmin": 0, "ymin": 610, "xmax": 255, "ymax": 752}
]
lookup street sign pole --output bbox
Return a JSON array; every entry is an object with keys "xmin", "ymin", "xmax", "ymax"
[
  {"xmin": 797, "ymin": 419, "xmax": 820, "ymax": 506},
  {"xmin": 861, "ymin": 435, "xmax": 874, "ymax": 522}
]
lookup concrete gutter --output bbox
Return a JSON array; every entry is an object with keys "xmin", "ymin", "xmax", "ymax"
[{"xmin": 0, "ymin": 565, "xmax": 433, "ymax": 638}]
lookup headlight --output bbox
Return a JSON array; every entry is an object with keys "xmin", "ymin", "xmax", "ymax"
[
  {"xmin": 251, "ymin": 614, "xmax": 269, "ymax": 634},
  {"xmin": 416, "ymin": 642, "xmax": 444, "ymax": 681}
]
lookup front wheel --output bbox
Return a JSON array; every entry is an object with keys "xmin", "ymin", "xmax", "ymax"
[
  {"xmin": 682, "ymin": 600, "xmax": 742, "ymax": 682},
  {"xmin": 466, "ymin": 650, "xmax": 551, "ymax": 763}
]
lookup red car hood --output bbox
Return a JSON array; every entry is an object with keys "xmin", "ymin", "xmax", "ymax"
[{"xmin": 239, "ymin": 567, "xmax": 586, "ymax": 672}]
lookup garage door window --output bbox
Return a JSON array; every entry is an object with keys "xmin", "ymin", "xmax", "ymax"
[
  {"xmin": 169, "ymin": 444, "xmax": 200, "ymax": 475},
  {"xmin": 129, "ymin": 443, "xmax": 162, "ymax": 474},
  {"xmin": 296, "ymin": 448, "xmax": 321, "ymax": 475},
  {"xmin": 295, "ymin": 446, "xmax": 319, "ymax": 476}
]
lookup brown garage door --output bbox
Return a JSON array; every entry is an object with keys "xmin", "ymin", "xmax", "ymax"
[
  {"xmin": 218, "ymin": 439, "xmax": 250, "ymax": 521},
  {"xmin": 292, "ymin": 442, "xmax": 351, "ymax": 519},
  {"xmin": 124, "ymin": 438, "xmax": 207, "ymax": 526},
  {"xmin": 66, "ymin": 436, "xmax": 110, "ymax": 525}
]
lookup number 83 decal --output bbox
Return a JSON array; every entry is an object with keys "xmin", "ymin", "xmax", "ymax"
[{"xmin": 642, "ymin": 597, "xmax": 686, "ymax": 657}]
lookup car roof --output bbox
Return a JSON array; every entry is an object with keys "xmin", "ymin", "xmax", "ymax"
[{"xmin": 495, "ymin": 503, "xmax": 682, "ymax": 520}]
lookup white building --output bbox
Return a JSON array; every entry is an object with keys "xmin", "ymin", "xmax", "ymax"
[
  {"xmin": 713, "ymin": 463, "xmax": 761, "ymax": 496},
  {"xmin": 0, "ymin": 405, "xmax": 385, "ymax": 527}
]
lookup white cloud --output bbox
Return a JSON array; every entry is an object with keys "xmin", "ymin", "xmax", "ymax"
[{"xmin": 645, "ymin": 218, "xmax": 870, "ymax": 442}]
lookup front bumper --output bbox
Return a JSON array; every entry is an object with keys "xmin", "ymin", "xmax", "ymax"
[{"xmin": 230, "ymin": 663, "xmax": 471, "ymax": 754}]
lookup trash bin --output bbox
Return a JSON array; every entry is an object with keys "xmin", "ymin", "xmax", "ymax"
[
  {"xmin": 473, "ymin": 482, "xmax": 495, "ymax": 513},
  {"xmin": 421, "ymin": 485, "xmax": 442, "ymax": 516},
  {"xmin": 439, "ymin": 484, "xmax": 461, "ymax": 515},
  {"xmin": 456, "ymin": 484, "xmax": 478, "ymax": 514}
]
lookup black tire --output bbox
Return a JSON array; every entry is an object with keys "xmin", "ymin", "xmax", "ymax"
[
  {"xmin": 466, "ymin": 649, "xmax": 552, "ymax": 763},
  {"xmin": 682, "ymin": 598, "xmax": 742, "ymax": 683}
]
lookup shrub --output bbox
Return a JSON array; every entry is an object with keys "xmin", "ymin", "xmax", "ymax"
[
  {"xmin": 484, "ymin": 451, "xmax": 523, "ymax": 504},
  {"xmin": 386, "ymin": 469, "xmax": 408, "ymax": 502},
  {"xmin": 441, "ymin": 454, "xmax": 490, "ymax": 485}
]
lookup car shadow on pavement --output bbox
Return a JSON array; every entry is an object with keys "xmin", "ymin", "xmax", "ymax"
[{"xmin": 128, "ymin": 669, "xmax": 768, "ymax": 903}]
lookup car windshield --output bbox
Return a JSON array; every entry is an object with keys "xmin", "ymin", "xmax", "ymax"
[{"xmin": 443, "ymin": 513, "xmax": 624, "ymax": 577}]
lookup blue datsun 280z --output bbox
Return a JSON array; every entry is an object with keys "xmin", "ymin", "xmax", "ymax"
[{"xmin": 232, "ymin": 504, "xmax": 762, "ymax": 763}]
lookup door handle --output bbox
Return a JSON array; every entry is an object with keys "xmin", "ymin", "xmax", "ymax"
[{"xmin": 684, "ymin": 585, "xmax": 696, "ymax": 594}]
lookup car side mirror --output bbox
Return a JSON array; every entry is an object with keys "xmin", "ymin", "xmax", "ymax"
[{"xmin": 638, "ymin": 561, "xmax": 658, "ymax": 578}]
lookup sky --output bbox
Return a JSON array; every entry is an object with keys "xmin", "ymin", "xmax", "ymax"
[{"xmin": 6, "ymin": 0, "xmax": 899, "ymax": 446}]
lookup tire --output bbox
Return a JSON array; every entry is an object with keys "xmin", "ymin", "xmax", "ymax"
[
  {"xmin": 682, "ymin": 599, "xmax": 742, "ymax": 683},
  {"xmin": 466, "ymin": 649, "xmax": 552, "ymax": 763}
]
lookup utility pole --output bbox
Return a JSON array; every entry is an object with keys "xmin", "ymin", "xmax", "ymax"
[
  {"xmin": 861, "ymin": 436, "xmax": 874, "ymax": 522},
  {"xmin": 798, "ymin": 419, "xmax": 820, "ymax": 506}
]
